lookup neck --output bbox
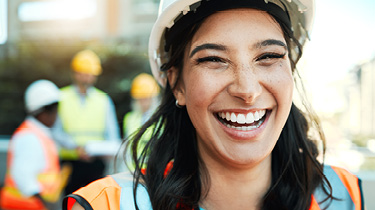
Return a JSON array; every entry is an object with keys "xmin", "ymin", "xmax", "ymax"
[
  {"xmin": 200, "ymin": 156, "xmax": 272, "ymax": 210},
  {"xmin": 77, "ymin": 84, "xmax": 89, "ymax": 95}
]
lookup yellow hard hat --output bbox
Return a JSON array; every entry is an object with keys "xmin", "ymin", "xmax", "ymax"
[
  {"xmin": 71, "ymin": 50, "xmax": 102, "ymax": 76},
  {"xmin": 131, "ymin": 73, "xmax": 160, "ymax": 99}
]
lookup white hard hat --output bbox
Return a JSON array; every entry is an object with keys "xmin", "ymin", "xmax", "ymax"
[
  {"xmin": 148, "ymin": 0, "xmax": 315, "ymax": 86},
  {"xmin": 25, "ymin": 80, "xmax": 60, "ymax": 114}
]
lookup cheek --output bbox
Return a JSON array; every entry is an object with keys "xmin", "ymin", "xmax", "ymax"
[
  {"xmin": 184, "ymin": 71, "xmax": 223, "ymax": 108},
  {"xmin": 267, "ymin": 69, "xmax": 294, "ymax": 106}
]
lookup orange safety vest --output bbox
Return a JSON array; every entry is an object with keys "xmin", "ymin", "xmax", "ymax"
[
  {"xmin": 64, "ymin": 165, "xmax": 364, "ymax": 210},
  {"xmin": 0, "ymin": 120, "xmax": 61, "ymax": 210}
]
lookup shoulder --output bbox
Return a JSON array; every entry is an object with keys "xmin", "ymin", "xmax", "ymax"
[
  {"xmin": 323, "ymin": 165, "xmax": 361, "ymax": 193},
  {"xmin": 91, "ymin": 87, "xmax": 106, "ymax": 95},
  {"xmin": 90, "ymin": 87, "xmax": 112, "ymax": 101},
  {"xmin": 64, "ymin": 172, "xmax": 152, "ymax": 210},
  {"xmin": 11, "ymin": 134, "xmax": 44, "ymax": 159},
  {"xmin": 312, "ymin": 165, "xmax": 364, "ymax": 209},
  {"xmin": 124, "ymin": 111, "xmax": 136, "ymax": 120},
  {"xmin": 61, "ymin": 85, "xmax": 73, "ymax": 92},
  {"xmin": 64, "ymin": 176, "xmax": 121, "ymax": 210},
  {"xmin": 324, "ymin": 165, "xmax": 356, "ymax": 176},
  {"xmin": 125, "ymin": 111, "xmax": 143, "ymax": 120},
  {"xmin": 11, "ymin": 127, "xmax": 42, "ymax": 150},
  {"xmin": 60, "ymin": 86, "xmax": 75, "ymax": 99}
]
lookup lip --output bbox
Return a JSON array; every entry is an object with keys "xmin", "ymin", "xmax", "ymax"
[{"xmin": 215, "ymin": 110, "xmax": 271, "ymax": 141}]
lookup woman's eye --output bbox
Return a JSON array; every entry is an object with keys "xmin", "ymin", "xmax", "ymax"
[
  {"xmin": 256, "ymin": 53, "xmax": 286, "ymax": 61},
  {"xmin": 195, "ymin": 56, "xmax": 228, "ymax": 69},
  {"xmin": 255, "ymin": 52, "xmax": 286, "ymax": 66},
  {"xmin": 196, "ymin": 56, "xmax": 224, "ymax": 63}
]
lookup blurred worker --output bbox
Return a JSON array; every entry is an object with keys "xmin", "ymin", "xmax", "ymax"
[
  {"xmin": 0, "ymin": 80, "xmax": 70, "ymax": 210},
  {"xmin": 57, "ymin": 49, "xmax": 121, "ymax": 195},
  {"xmin": 123, "ymin": 73, "xmax": 160, "ymax": 155}
]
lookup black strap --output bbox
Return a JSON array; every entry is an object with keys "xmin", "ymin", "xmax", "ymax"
[
  {"xmin": 358, "ymin": 178, "xmax": 365, "ymax": 210},
  {"xmin": 63, "ymin": 194, "xmax": 94, "ymax": 210}
]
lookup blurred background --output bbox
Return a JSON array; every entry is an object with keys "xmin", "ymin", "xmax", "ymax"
[{"xmin": 0, "ymin": 0, "xmax": 374, "ymax": 208}]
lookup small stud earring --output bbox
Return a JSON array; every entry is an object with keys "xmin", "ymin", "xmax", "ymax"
[{"xmin": 175, "ymin": 100, "xmax": 183, "ymax": 108}]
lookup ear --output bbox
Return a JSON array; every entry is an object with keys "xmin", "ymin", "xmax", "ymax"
[{"xmin": 167, "ymin": 67, "xmax": 186, "ymax": 106}]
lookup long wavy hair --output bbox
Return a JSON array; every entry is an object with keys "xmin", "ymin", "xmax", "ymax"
[{"xmin": 125, "ymin": 5, "xmax": 333, "ymax": 210}]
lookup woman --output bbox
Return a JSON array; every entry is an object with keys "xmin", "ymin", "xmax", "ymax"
[{"xmin": 64, "ymin": 0, "xmax": 365, "ymax": 209}]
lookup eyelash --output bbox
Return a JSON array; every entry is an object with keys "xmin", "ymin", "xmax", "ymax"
[
  {"xmin": 196, "ymin": 56, "xmax": 224, "ymax": 64},
  {"xmin": 256, "ymin": 53, "xmax": 286, "ymax": 61},
  {"xmin": 195, "ymin": 53, "xmax": 286, "ymax": 64}
]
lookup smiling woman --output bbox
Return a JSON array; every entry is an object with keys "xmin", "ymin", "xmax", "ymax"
[
  {"xmin": 63, "ymin": 0, "xmax": 365, "ymax": 210},
  {"xmin": 169, "ymin": 9, "xmax": 294, "ymax": 169}
]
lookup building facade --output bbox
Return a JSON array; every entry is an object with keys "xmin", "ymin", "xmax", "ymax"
[
  {"xmin": 0, "ymin": 0, "xmax": 159, "ymax": 57},
  {"xmin": 347, "ymin": 57, "xmax": 375, "ymax": 137}
]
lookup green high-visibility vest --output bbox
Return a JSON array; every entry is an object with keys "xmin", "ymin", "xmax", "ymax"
[
  {"xmin": 59, "ymin": 86, "xmax": 107, "ymax": 160},
  {"xmin": 123, "ymin": 111, "xmax": 158, "ymax": 171},
  {"xmin": 123, "ymin": 111, "xmax": 154, "ymax": 151}
]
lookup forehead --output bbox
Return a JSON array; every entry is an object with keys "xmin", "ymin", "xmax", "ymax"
[{"xmin": 190, "ymin": 8, "xmax": 284, "ymax": 46}]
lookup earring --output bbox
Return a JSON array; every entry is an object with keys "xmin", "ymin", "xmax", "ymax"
[{"xmin": 175, "ymin": 100, "xmax": 183, "ymax": 108}]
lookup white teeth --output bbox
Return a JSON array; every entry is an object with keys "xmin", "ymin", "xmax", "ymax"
[
  {"xmin": 218, "ymin": 110, "xmax": 267, "ymax": 125},
  {"xmin": 246, "ymin": 112, "xmax": 254, "ymax": 124},
  {"xmin": 237, "ymin": 114, "xmax": 246, "ymax": 124},
  {"xmin": 230, "ymin": 113, "xmax": 236, "ymax": 122},
  {"xmin": 223, "ymin": 123, "xmax": 258, "ymax": 131},
  {"xmin": 259, "ymin": 110, "xmax": 266, "ymax": 119},
  {"xmin": 254, "ymin": 111, "xmax": 260, "ymax": 121},
  {"xmin": 226, "ymin": 112, "xmax": 231, "ymax": 121}
]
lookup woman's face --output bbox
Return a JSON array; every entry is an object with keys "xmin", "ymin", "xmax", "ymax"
[{"xmin": 171, "ymin": 9, "xmax": 294, "ymax": 168}]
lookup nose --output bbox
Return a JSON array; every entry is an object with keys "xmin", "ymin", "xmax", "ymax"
[{"xmin": 227, "ymin": 66, "xmax": 262, "ymax": 104}]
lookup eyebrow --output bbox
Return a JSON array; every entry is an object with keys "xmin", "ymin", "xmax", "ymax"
[
  {"xmin": 255, "ymin": 39, "xmax": 287, "ymax": 50},
  {"xmin": 189, "ymin": 43, "xmax": 227, "ymax": 58},
  {"xmin": 189, "ymin": 39, "xmax": 286, "ymax": 58}
]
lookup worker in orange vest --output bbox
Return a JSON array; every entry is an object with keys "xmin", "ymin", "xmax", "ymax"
[{"xmin": 0, "ymin": 80, "xmax": 70, "ymax": 210}]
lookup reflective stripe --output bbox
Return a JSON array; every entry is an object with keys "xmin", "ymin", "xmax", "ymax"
[
  {"xmin": 2, "ymin": 185, "xmax": 29, "ymax": 197},
  {"xmin": 59, "ymin": 86, "xmax": 107, "ymax": 159}
]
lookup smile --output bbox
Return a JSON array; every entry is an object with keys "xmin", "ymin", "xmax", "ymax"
[{"xmin": 216, "ymin": 110, "xmax": 267, "ymax": 131}]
